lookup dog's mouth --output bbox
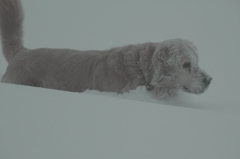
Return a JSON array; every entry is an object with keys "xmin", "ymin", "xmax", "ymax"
[
  {"xmin": 182, "ymin": 85, "xmax": 207, "ymax": 94},
  {"xmin": 183, "ymin": 86, "xmax": 191, "ymax": 93}
]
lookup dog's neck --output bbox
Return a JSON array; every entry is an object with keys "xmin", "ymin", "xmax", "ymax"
[{"xmin": 113, "ymin": 43, "xmax": 155, "ymax": 91}]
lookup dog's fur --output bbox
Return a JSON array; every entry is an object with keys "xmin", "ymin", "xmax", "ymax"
[{"xmin": 0, "ymin": 0, "xmax": 212, "ymax": 99}]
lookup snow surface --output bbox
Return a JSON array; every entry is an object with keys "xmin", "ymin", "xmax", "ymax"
[{"xmin": 1, "ymin": 0, "xmax": 240, "ymax": 159}]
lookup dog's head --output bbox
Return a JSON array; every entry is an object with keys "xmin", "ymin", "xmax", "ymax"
[{"xmin": 150, "ymin": 39, "xmax": 212, "ymax": 94}]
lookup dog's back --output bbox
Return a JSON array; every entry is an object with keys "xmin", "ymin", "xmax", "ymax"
[{"xmin": 0, "ymin": 0, "xmax": 27, "ymax": 63}]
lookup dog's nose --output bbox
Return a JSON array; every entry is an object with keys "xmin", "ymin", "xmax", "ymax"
[{"xmin": 203, "ymin": 76, "xmax": 212, "ymax": 85}]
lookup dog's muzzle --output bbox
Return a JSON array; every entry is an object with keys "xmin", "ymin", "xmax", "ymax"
[{"xmin": 203, "ymin": 76, "xmax": 212, "ymax": 87}]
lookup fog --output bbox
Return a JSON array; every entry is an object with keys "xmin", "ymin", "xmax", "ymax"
[{"xmin": 0, "ymin": 0, "xmax": 240, "ymax": 158}]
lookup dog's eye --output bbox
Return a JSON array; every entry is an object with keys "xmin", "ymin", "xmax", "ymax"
[{"xmin": 183, "ymin": 62, "xmax": 191, "ymax": 68}]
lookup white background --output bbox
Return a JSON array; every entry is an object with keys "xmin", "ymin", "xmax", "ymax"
[{"xmin": 0, "ymin": 0, "xmax": 240, "ymax": 158}]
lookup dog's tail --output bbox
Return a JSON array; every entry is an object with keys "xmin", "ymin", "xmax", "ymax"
[{"xmin": 0, "ymin": 0, "xmax": 26, "ymax": 63}]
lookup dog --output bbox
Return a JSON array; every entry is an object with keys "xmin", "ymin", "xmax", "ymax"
[{"xmin": 0, "ymin": 0, "xmax": 212, "ymax": 99}]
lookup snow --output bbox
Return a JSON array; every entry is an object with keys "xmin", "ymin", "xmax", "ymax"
[
  {"xmin": 1, "ymin": 0, "xmax": 240, "ymax": 159},
  {"xmin": 1, "ymin": 83, "xmax": 240, "ymax": 159}
]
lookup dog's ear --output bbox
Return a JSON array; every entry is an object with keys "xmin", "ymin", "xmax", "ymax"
[{"xmin": 152, "ymin": 44, "xmax": 178, "ymax": 78}]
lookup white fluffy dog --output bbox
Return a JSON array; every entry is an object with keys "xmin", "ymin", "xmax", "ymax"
[{"xmin": 0, "ymin": 0, "xmax": 212, "ymax": 99}]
